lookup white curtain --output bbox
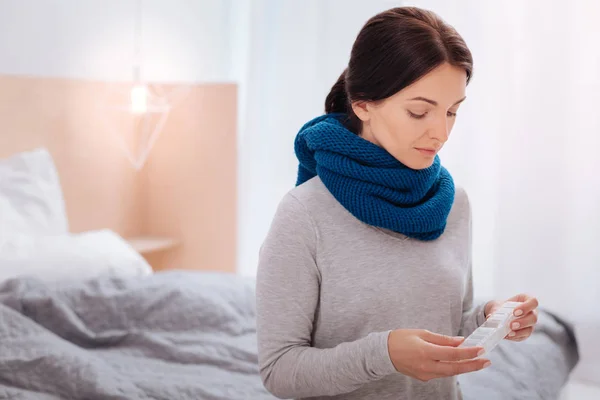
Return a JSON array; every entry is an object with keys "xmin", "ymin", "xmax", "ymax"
[
  {"xmin": 231, "ymin": 0, "xmax": 397, "ymax": 277},
  {"xmin": 410, "ymin": 0, "xmax": 600, "ymax": 322},
  {"xmin": 231, "ymin": 0, "xmax": 600, "ymax": 377}
]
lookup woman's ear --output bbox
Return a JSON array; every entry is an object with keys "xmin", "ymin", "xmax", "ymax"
[{"xmin": 351, "ymin": 101, "xmax": 371, "ymax": 122}]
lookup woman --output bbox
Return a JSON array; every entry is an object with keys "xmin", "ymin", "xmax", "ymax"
[{"xmin": 256, "ymin": 7, "xmax": 539, "ymax": 400}]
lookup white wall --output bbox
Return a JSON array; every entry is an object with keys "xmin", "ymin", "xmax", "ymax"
[
  {"xmin": 0, "ymin": 0, "xmax": 234, "ymax": 82},
  {"xmin": 234, "ymin": 0, "xmax": 405, "ymax": 277},
  {"xmin": 6, "ymin": 1, "xmax": 598, "ymax": 322}
]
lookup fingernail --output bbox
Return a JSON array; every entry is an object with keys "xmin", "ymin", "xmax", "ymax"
[
  {"xmin": 508, "ymin": 331, "xmax": 516, "ymax": 337},
  {"xmin": 477, "ymin": 349, "xmax": 485, "ymax": 357},
  {"xmin": 514, "ymin": 309, "xmax": 523, "ymax": 316},
  {"xmin": 512, "ymin": 322, "xmax": 520, "ymax": 329},
  {"xmin": 483, "ymin": 362, "xmax": 491, "ymax": 368}
]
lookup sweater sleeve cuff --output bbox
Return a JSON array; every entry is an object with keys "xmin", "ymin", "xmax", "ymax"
[
  {"xmin": 476, "ymin": 301, "xmax": 487, "ymax": 326},
  {"xmin": 459, "ymin": 301, "xmax": 488, "ymax": 338},
  {"xmin": 367, "ymin": 330, "xmax": 397, "ymax": 377}
]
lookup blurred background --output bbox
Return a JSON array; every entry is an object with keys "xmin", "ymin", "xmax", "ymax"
[{"xmin": 0, "ymin": 0, "xmax": 599, "ymax": 398}]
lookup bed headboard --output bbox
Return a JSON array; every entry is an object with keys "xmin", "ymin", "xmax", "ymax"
[{"xmin": 0, "ymin": 74, "xmax": 237, "ymax": 273}]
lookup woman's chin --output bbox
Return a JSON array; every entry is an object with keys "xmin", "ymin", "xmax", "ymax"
[{"xmin": 397, "ymin": 156, "xmax": 436, "ymax": 170}]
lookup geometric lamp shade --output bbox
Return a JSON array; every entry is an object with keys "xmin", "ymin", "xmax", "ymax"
[{"xmin": 98, "ymin": 82, "xmax": 173, "ymax": 170}]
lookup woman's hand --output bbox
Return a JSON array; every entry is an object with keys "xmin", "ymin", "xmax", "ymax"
[
  {"xmin": 387, "ymin": 329, "xmax": 490, "ymax": 382},
  {"xmin": 485, "ymin": 294, "xmax": 539, "ymax": 341}
]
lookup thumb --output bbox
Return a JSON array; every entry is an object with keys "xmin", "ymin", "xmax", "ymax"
[{"xmin": 421, "ymin": 330, "xmax": 464, "ymax": 347}]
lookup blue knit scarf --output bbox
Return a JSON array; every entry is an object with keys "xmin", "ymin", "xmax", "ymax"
[{"xmin": 294, "ymin": 113, "xmax": 455, "ymax": 241}]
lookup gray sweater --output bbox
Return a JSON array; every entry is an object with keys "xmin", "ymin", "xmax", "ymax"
[{"xmin": 256, "ymin": 177, "xmax": 486, "ymax": 400}]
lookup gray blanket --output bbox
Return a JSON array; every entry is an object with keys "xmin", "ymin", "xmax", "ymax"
[
  {"xmin": 0, "ymin": 272, "xmax": 578, "ymax": 400},
  {"xmin": 0, "ymin": 271, "xmax": 275, "ymax": 400},
  {"xmin": 459, "ymin": 310, "xmax": 579, "ymax": 400}
]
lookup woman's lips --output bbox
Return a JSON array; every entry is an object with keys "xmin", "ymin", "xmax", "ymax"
[{"xmin": 415, "ymin": 148, "xmax": 437, "ymax": 156}]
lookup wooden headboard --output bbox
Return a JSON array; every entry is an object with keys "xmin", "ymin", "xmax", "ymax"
[{"xmin": 0, "ymin": 74, "xmax": 237, "ymax": 272}]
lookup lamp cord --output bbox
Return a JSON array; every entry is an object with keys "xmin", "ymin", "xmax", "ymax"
[{"xmin": 133, "ymin": 0, "xmax": 143, "ymax": 82}]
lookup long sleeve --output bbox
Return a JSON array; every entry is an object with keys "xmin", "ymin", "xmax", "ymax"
[
  {"xmin": 255, "ymin": 193, "xmax": 396, "ymax": 399},
  {"xmin": 458, "ymin": 265, "xmax": 487, "ymax": 338},
  {"xmin": 458, "ymin": 195, "xmax": 487, "ymax": 338}
]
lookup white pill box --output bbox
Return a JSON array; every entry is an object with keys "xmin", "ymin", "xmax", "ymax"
[{"xmin": 459, "ymin": 301, "xmax": 522, "ymax": 354}]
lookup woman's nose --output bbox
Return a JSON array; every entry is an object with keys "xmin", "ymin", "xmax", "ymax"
[{"xmin": 428, "ymin": 116, "xmax": 450, "ymax": 143}]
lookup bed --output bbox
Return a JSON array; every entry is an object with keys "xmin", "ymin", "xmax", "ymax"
[
  {"xmin": 0, "ymin": 271, "xmax": 580, "ymax": 400},
  {"xmin": 0, "ymin": 145, "xmax": 582, "ymax": 399},
  {"xmin": 0, "ymin": 271, "xmax": 268, "ymax": 400},
  {"xmin": 0, "ymin": 147, "xmax": 268, "ymax": 399}
]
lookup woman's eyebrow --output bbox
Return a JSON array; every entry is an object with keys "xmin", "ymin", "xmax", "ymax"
[{"xmin": 408, "ymin": 96, "xmax": 467, "ymax": 106}]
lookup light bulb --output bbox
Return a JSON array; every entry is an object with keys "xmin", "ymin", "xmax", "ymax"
[{"xmin": 130, "ymin": 85, "xmax": 148, "ymax": 114}]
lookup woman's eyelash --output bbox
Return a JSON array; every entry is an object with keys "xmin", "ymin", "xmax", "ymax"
[
  {"xmin": 408, "ymin": 111, "xmax": 427, "ymax": 119},
  {"xmin": 408, "ymin": 110, "xmax": 458, "ymax": 119}
]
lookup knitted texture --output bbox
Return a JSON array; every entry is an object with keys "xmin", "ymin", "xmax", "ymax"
[{"xmin": 294, "ymin": 113, "xmax": 455, "ymax": 241}]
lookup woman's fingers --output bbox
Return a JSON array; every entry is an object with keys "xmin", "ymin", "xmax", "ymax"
[
  {"xmin": 420, "ymin": 330, "xmax": 485, "ymax": 361},
  {"xmin": 420, "ymin": 330, "xmax": 465, "ymax": 347},
  {"xmin": 508, "ymin": 335, "xmax": 530, "ymax": 342},
  {"xmin": 425, "ymin": 343, "xmax": 483, "ymax": 362},
  {"xmin": 431, "ymin": 358, "xmax": 491, "ymax": 377},
  {"xmin": 507, "ymin": 326, "xmax": 534, "ymax": 341},
  {"xmin": 511, "ymin": 295, "xmax": 539, "ymax": 317},
  {"xmin": 510, "ymin": 310, "xmax": 538, "ymax": 330}
]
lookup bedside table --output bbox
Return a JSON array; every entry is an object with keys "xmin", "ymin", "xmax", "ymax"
[
  {"xmin": 126, "ymin": 236, "xmax": 180, "ymax": 271},
  {"xmin": 126, "ymin": 236, "xmax": 179, "ymax": 255}
]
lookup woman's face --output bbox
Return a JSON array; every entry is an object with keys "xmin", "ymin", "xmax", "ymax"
[{"xmin": 352, "ymin": 62, "xmax": 467, "ymax": 170}]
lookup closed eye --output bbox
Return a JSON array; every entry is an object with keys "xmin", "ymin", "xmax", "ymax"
[{"xmin": 408, "ymin": 110, "xmax": 427, "ymax": 119}]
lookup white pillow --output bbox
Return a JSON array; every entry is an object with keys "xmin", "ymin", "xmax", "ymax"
[
  {"xmin": 0, "ymin": 148, "xmax": 69, "ymax": 235},
  {"xmin": 0, "ymin": 229, "xmax": 152, "ymax": 284},
  {"xmin": 571, "ymin": 320, "xmax": 600, "ymax": 385}
]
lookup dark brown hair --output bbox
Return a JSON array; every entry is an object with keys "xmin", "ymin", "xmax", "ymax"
[{"xmin": 325, "ymin": 7, "xmax": 473, "ymax": 133}]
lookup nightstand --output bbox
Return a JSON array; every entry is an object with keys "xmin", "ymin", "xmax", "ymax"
[
  {"xmin": 126, "ymin": 236, "xmax": 179, "ymax": 255},
  {"xmin": 126, "ymin": 236, "xmax": 180, "ymax": 271}
]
